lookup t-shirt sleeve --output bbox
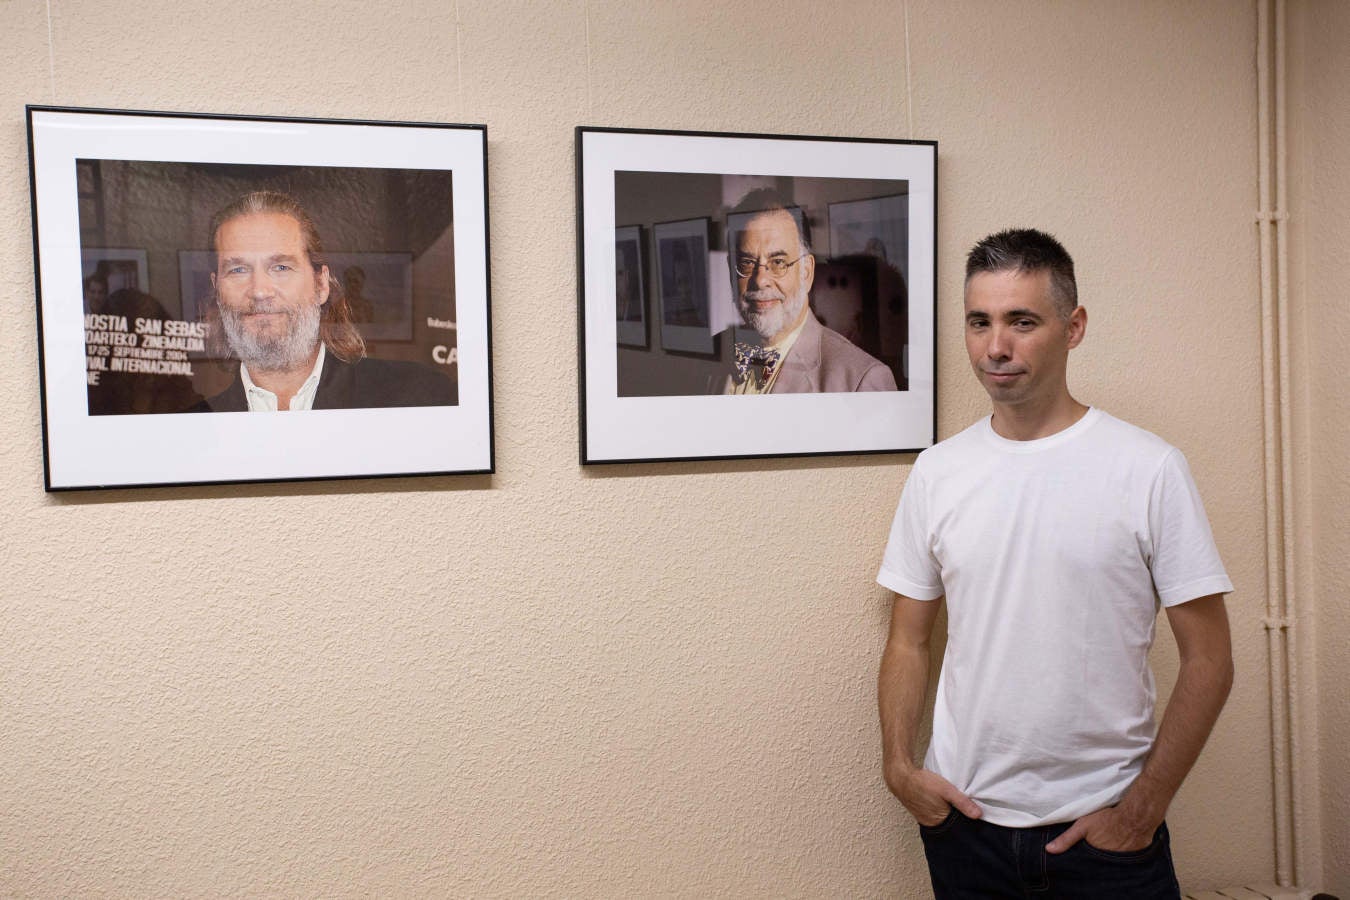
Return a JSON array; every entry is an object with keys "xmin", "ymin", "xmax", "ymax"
[
  {"xmin": 876, "ymin": 465, "xmax": 945, "ymax": 601},
  {"xmin": 1147, "ymin": 448, "xmax": 1234, "ymax": 606}
]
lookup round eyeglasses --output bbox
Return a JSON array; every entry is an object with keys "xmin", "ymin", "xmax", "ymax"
[{"xmin": 733, "ymin": 254, "xmax": 806, "ymax": 279}]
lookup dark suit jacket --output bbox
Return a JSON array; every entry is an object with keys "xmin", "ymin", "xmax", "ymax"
[
  {"xmin": 197, "ymin": 354, "xmax": 457, "ymax": 412},
  {"xmin": 771, "ymin": 311, "xmax": 898, "ymax": 393}
]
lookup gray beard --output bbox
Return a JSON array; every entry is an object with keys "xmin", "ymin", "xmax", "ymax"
[
  {"xmin": 739, "ymin": 285, "xmax": 807, "ymax": 342},
  {"xmin": 220, "ymin": 301, "xmax": 322, "ymax": 374}
]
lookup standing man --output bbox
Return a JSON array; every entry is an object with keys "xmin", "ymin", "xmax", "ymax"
[
  {"xmin": 200, "ymin": 190, "xmax": 455, "ymax": 412},
  {"xmin": 876, "ymin": 229, "xmax": 1233, "ymax": 897},
  {"xmin": 723, "ymin": 189, "xmax": 897, "ymax": 394}
]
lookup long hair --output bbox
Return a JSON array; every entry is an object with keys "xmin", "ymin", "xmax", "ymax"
[{"xmin": 205, "ymin": 190, "xmax": 366, "ymax": 363}]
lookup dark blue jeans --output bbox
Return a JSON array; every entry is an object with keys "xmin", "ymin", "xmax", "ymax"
[{"xmin": 919, "ymin": 808, "xmax": 1181, "ymax": 899}]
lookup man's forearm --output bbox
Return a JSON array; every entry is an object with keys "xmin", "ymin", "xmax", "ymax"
[
  {"xmin": 878, "ymin": 635, "xmax": 931, "ymax": 792},
  {"xmin": 878, "ymin": 595, "xmax": 980, "ymax": 825},
  {"xmin": 1118, "ymin": 645, "xmax": 1234, "ymax": 825}
]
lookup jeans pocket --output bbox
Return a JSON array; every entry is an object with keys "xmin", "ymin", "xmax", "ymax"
[
  {"xmin": 1080, "ymin": 824, "xmax": 1165, "ymax": 862},
  {"xmin": 918, "ymin": 805, "xmax": 961, "ymax": 836}
]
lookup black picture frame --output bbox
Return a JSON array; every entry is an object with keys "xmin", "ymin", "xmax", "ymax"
[
  {"xmin": 652, "ymin": 216, "xmax": 717, "ymax": 357},
  {"xmin": 614, "ymin": 224, "xmax": 648, "ymax": 349},
  {"xmin": 576, "ymin": 126, "xmax": 937, "ymax": 465},
  {"xmin": 28, "ymin": 105, "xmax": 494, "ymax": 490}
]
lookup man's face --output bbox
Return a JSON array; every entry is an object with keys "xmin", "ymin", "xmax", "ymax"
[
  {"xmin": 84, "ymin": 279, "xmax": 108, "ymax": 311},
  {"xmin": 964, "ymin": 269, "xmax": 1085, "ymax": 409},
  {"xmin": 212, "ymin": 212, "xmax": 329, "ymax": 373},
  {"xmin": 732, "ymin": 209, "xmax": 815, "ymax": 344}
]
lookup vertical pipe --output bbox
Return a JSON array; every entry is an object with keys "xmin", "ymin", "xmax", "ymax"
[
  {"xmin": 903, "ymin": 0, "xmax": 915, "ymax": 139},
  {"xmin": 1273, "ymin": 0, "xmax": 1301, "ymax": 883},
  {"xmin": 1255, "ymin": 0, "xmax": 1295, "ymax": 887}
]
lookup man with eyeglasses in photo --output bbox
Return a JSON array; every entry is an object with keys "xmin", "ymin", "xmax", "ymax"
[{"xmin": 722, "ymin": 188, "xmax": 897, "ymax": 394}]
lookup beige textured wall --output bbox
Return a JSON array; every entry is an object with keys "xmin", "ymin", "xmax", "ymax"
[
  {"xmin": 0, "ymin": 1, "xmax": 1326, "ymax": 896},
  {"xmin": 1290, "ymin": 1, "xmax": 1350, "ymax": 895}
]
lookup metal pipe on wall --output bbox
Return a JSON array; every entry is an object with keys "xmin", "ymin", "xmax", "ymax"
[
  {"xmin": 1257, "ymin": 0, "xmax": 1297, "ymax": 887},
  {"xmin": 1273, "ymin": 0, "xmax": 1303, "ymax": 884}
]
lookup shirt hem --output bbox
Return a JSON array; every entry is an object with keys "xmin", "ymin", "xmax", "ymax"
[
  {"xmin": 971, "ymin": 789, "xmax": 1127, "ymax": 828},
  {"xmin": 1158, "ymin": 574, "xmax": 1233, "ymax": 607},
  {"xmin": 876, "ymin": 568, "xmax": 943, "ymax": 601}
]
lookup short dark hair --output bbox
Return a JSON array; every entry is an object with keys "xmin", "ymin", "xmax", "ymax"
[
  {"xmin": 965, "ymin": 228, "xmax": 1077, "ymax": 317},
  {"xmin": 727, "ymin": 188, "xmax": 811, "ymax": 254}
]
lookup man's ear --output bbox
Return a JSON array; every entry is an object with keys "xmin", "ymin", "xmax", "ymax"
[
  {"xmin": 800, "ymin": 253, "xmax": 815, "ymax": 292},
  {"xmin": 315, "ymin": 265, "xmax": 331, "ymax": 306},
  {"xmin": 1066, "ymin": 305, "xmax": 1087, "ymax": 349}
]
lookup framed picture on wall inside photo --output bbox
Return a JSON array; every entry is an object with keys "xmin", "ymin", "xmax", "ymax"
[
  {"xmin": 26, "ymin": 106, "xmax": 494, "ymax": 490},
  {"xmin": 614, "ymin": 224, "xmax": 647, "ymax": 349},
  {"xmin": 576, "ymin": 126, "xmax": 937, "ymax": 464}
]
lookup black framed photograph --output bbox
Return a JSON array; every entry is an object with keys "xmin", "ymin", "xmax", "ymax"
[
  {"xmin": 81, "ymin": 247, "xmax": 149, "ymax": 295},
  {"xmin": 652, "ymin": 217, "xmax": 717, "ymax": 356},
  {"xmin": 614, "ymin": 225, "xmax": 647, "ymax": 349},
  {"xmin": 576, "ymin": 126, "xmax": 936, "ymax": 464},
  {"xmin": 27, "ymin": 106, "xmax": 493, "ymax": 490}
]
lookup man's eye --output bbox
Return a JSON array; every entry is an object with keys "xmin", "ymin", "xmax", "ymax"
[{"xmin": 272, "ymin": 264, "xmax": 293, "ymax": 273}]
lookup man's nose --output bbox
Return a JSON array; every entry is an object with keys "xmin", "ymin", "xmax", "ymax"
[
  {"xmin": 748, "ymin": 261, "xmax": 772, "ymax": 290},
  {"xmin": 247, "ymin": 270, "xmax": 275, "ymax": 299},
  {"xmin": 986, "ymin": 325, "xmax": 1011, "ymax": 359}
]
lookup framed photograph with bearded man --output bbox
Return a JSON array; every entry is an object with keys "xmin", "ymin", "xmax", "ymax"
[
  {"xmin": 26, "ymin": 106, "xmax": 493, "ymax": 490},
  {"xmin": 575, "ymin": 126, "xmax": 936, "ymax": 464}
]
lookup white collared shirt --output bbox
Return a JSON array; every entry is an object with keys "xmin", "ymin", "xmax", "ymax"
[{"xmin": 240, "ymin": 344, "xmax": 326, "ymax": 412}]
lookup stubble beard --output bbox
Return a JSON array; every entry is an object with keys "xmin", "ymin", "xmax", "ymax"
[
  {"xmin": 739, "ymin": 282, "xmax": 808, "ymax": 343},
  {"xmin": 976, "ymin": 364, "xmax": 1046, "ymax": 408},
  {"xmin": 220, "ymin": 300, "xmax": 322, "ymax": 374}
]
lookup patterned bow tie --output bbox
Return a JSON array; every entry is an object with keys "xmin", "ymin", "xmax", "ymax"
[{"xmin": 733, "ymin": 342, "xmax": 781, "ymax": 386}]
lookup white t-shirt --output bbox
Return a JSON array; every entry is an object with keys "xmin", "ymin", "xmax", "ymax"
[{"xmin": 876, "ymin": 408, "xmax": 1232, "ymax": 827}]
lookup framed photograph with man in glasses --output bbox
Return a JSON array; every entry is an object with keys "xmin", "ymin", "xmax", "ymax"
[{"xmin": 576, "ymin": 126, "xmax": 936, "ymax": 465}]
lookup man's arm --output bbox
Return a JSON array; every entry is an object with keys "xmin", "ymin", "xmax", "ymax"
[
  {"xmin": 1047, "ymin": 593, "xmax": 1233, "ymax": 853},
  {"xmin": 878, "ymin": 593, "xmax": 982, "ymax": 825}
]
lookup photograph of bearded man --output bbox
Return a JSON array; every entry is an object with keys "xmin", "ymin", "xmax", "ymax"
[
  {"xmin": 198, "ymin": 190, "xmax": 455, "ymax": 412},
  {"xmin": 723, "ymin": 188, "xmax": 896, "ymax": 395}
]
